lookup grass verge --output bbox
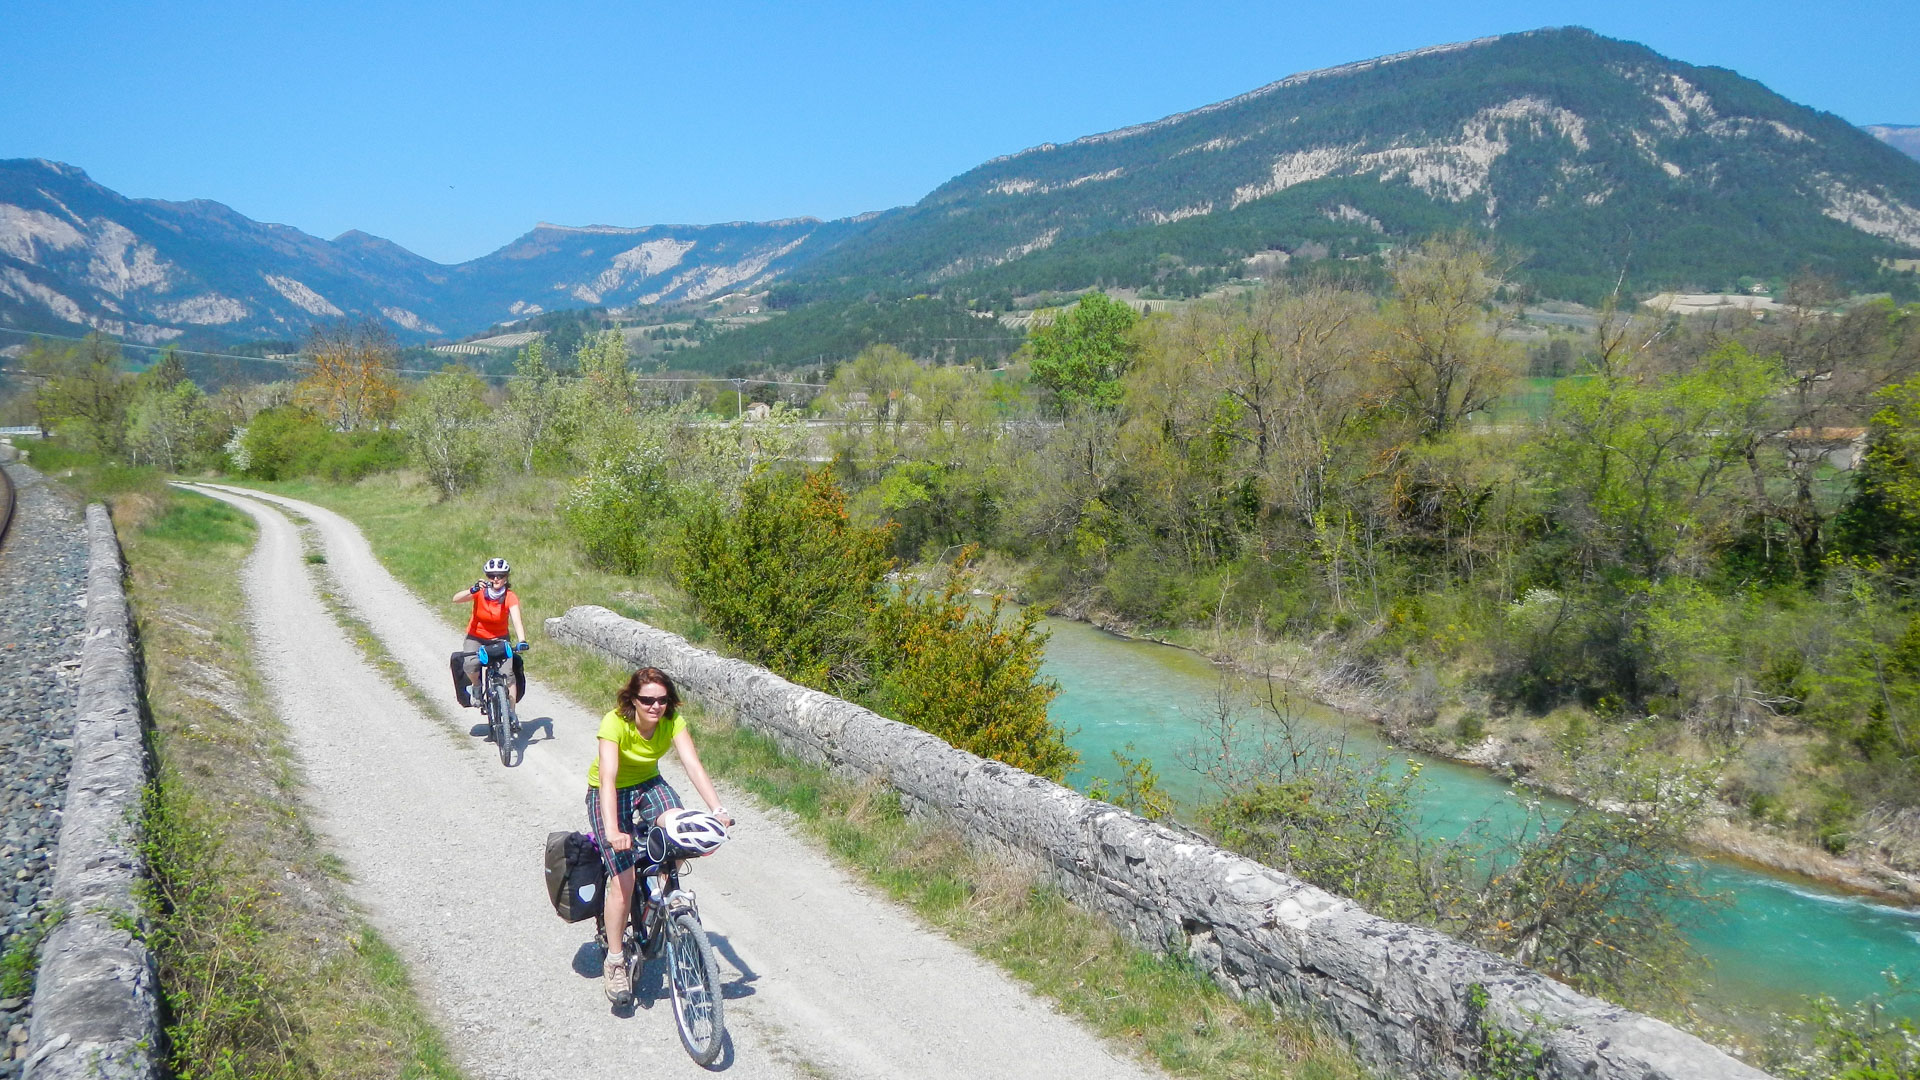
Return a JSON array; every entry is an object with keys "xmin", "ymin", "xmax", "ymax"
[
  {"xmin": 118, "ymin": 486, "xmax": 464, "ymax": 1080},
  {"xmin": 243, "ymin": 470, "xmax": 1370, "ymax": 1080}
]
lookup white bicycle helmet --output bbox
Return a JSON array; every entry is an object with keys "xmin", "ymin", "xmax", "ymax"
[
  {"xmin": 648, "ymin": 808, "xmax": 730, "ymax": 860},
  {"xmin": 483, "ymin": 556, "xmax": 511, "ymax": 575}
]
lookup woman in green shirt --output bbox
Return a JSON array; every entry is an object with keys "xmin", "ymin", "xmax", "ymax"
[{"xmin": 587, "ymin": 666, "xmax": 731, "ymax": 1006}]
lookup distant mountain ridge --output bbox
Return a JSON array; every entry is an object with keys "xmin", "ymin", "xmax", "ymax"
[
  {"xmin": 4, "ymin": 27, "xmax": 1919, "ymax": 348},
  {"xmin": 1869, "ymin": 125, "xmax": 1920, "ymax": 163},
  {"xmin": 0, "ymin": 159, "xmax": 879, "ymax": 345},
  {"xmin": 787, "ymin": 28, "xmax": 1920, "ymax": 303}
]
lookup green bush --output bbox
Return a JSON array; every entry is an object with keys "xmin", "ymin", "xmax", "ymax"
[
  {"xmin": 676, "ymin": 468, "xmax": 894, "ymax": 688},
  {"xmin": 230, "ymin": 408, "xmax": 403, "ymax": 482},
  {"xmin": 868, "ymin": 561, "xmax": 1074, "ymax": 781},
  {"xmin": 562, "ymin": 440, "xmax": 677, "ymax": 575},
  {"xmin": 235, "ymin": 406, "xmax": 331, "ymax": 480}
]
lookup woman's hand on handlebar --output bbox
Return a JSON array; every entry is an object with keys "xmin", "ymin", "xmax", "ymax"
[
  {"xmin": 516, "ymin": 640, "xmax": 530, "ymax": 653},
  {"xmin": 607, "ymin": 830, "xmax": 632, "ymax": 853}
]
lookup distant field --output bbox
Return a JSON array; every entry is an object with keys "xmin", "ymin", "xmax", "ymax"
[{"xmin": 1489, "ymin": 375, "xmax": 1565, "ymax": 424}]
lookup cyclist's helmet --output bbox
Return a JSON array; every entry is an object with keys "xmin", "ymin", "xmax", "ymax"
[
  {"xmin": 483, "ymin": 557, "xmax": 510, "ymax": 576},
  {"xmin": 648, "ymin": 808, "xmax": 730, "ymax": 861}
]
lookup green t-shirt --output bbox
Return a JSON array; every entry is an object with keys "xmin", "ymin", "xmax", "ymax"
[{"xmin": 587, "ymin": 709, "xmax": 684, "ymax": 789}]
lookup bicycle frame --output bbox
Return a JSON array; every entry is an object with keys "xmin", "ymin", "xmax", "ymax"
[{"xmin": 468, "ymin": 639, "xmax": 519, "ymax": 764}]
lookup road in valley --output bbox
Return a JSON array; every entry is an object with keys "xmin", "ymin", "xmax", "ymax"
[{"xmin": 181, "ymin": 482, "xmax": 1163, "ymax": 1080}]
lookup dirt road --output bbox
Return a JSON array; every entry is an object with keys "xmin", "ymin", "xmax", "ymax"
[{"xmin": 182, "ymin": 483, "xmax": 1162, "ymax": 1080}]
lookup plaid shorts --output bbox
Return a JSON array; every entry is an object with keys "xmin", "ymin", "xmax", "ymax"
[{"xmin": 586, "ymin": 775, "xmax": 683, "ymax": 876}]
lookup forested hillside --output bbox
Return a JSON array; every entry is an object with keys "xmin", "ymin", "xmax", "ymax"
[{"xmin": 788, "ymin": 28, "xmax": 1920, "ymax": 305}]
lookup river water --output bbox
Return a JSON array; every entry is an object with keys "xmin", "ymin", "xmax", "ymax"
[{"xmin": 1038, "ymin": 614, "xmax": 1920, "ymax": 1019}]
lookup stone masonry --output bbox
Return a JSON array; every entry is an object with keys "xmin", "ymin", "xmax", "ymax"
[{"xmin": 23, "ymin": 506, "xmax": 159, "ymax": 1080}]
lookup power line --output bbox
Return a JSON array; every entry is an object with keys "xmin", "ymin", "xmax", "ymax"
[{"xmin": 0, "ymin": 326, "xmax": 825, "ymax": 388}]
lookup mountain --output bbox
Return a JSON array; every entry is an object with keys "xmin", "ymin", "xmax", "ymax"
[
  {"xmin": 0, "ymin": 158, "xmax": 880, "ymax": 345},
  {"xmin": 6, "ymin": 27, "xmax": 1920, "ymax": 350},
  {"xmin": 786, "ymin": 28, "xmax": 1920, "ymax": 304},
  {"xmin": 1869, "ymin": 125, "xmax": 1920, "ymax": 163}
]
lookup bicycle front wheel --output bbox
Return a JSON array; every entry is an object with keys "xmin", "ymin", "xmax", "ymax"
[
  {"xmin": 665, "ymin": 910, "xmax": 725, "ymax": 1064},
  {"xmin": 490, "ymin": 682, "xmax": 512, "ymax": 765}
]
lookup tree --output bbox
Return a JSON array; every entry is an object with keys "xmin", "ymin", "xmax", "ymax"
[
  {"xmin": 298, "ymin": 321, "xmax": 400, "ymax": 431},
  {"xmin": 1542, "ymin": 342, "xmax": 1784, "ymax": 580},
  {"xmin": 675, "ymin": 469, "xmax": 893, "ymax": 689},
  {"xmin": 399, "ymin": 367, "xmax": 492, "ymax": 497},
  {"xmin": 1026, "ymin": 292, "xmax": 1141, "ymax": 412},
  {"xmin": 503, "ymin": 339, "xmax": 578, "ymax": 472},
  {"xmin": 27, "ymin": 333, "xmax": 131, "ymax": 454},
  {"xmin": 127, "ymin": 380, "xmax": 213, "ymax": 472},
  {"xmin": 576, "ymin": 329, "xmax": 635, "ymax": 414},
  {"xmin": 1377, "ymin": 234, "xmax": 1520, "ymax": 439},
  {"xmin": 867, "ymin": 556, "xmax": 1073, "ymax": 780}
]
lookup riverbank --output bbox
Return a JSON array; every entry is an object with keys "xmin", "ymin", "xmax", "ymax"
[{"xmin": 1055, "ymin": 597, "xmax": 1920, "ymax": 907}]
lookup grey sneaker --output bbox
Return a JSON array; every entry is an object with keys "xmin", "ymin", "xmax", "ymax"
[{"xmin": 604, "ymin": 954, "xmax": 632, "ymax": 1007}]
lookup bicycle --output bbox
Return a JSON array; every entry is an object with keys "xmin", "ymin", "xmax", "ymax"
[
  {"xmin": 596, "ymin": 822, "xmax": 727, "ymax": 1064},
  {"xmin": 466, "ymin": 639, "xmax": 526, "ymax": 766}
]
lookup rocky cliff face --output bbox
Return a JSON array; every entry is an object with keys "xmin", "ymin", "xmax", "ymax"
[{"xmin": 0, "ymin": 158, "xmax": 879, "ymax": 345}]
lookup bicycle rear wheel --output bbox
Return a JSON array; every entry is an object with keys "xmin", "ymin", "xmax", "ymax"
[
  {"xmin": 665, "ymin": 910, "xmax": 725, "ymax": 1064},
  {"xmin": 490, "ymin": 682, "xmax": 511, "ymax": 765}
]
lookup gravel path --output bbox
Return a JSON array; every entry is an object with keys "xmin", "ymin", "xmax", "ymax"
[
  {"xmin": 186, "ymin": 482, "xmax": 1164, "ymax": 1080},
  {"xmin": 0, "ymin": 465, "xmax": 87, "ymax": 1077}
]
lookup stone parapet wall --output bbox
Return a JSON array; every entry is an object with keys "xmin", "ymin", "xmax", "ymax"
[
  {"xmin": 25, "ymin": 506, "xmax": 159, "ymax": 1080},
  {"xmin": 550, "ymin": 604, "xmax": 1773, "ymax": 1080}
]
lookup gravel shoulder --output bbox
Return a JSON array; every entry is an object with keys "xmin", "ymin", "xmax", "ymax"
[
  {"xmin": 0, "ymin": 464, "xmax": 87, "ymax": 1078},
  {"xmin": 184, "ymin": 483, "xmax": 1164, "ymax": 1080}
]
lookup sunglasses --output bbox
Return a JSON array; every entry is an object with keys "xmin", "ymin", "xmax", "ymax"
[
  {"xmin": 485, "ymin": 573, "xmax": 508, "ymax": 580},
  {"xmin": 636, "ymin": 695, "xmax": 670, "ymax": 708}
]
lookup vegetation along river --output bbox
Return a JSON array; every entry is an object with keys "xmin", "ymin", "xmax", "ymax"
[{"xmin": 1038, "ymin": 614, "xmax": 1920, "ymax": 1020}]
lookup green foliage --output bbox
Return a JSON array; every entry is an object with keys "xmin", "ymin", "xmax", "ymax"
[
  {"xmin": 1462, "ymin": 984, "xmax": 1553, "ymax": 1080},
  {"xmin": 398, "ymin": 365, "xmax": 493, "ymax": 497},
  {"xmin": 142, "ymin": 783, "xmax": 297, "ymax": 1079},
  {"xmin": 1026, "ymin": 292, "xmax": 1141, "ymax": 412},
  {"xmin": 1196, "ymin": 681, "xmax": 1442, "ymax": 918},
  {"xmin": 1837, "ymin": 373, "xmax": 1920, "ymax": 574},
  {"xmin": 0, "ymin": 907, "xmax": 59, "ymax": 999},
  {"xmin": 561, "ymin": 430, "xmax": 677, "ymax": 575},
  {"xmin": 1467, "ymin": 757, "xmax": 1720, "ymax": 1005},
  {"xmin": 231, "ymin": 406, "xmax": 403, "ymax": 483},
  {"xmin": 1086, "ymin": 744, "xmax": 1176, "ymax": 821},
  {"xmin": 1195, "ymin": 677, "xmax": 1717, "ymax": 1009},
  {"xmin": 673, "ymin": 295, "xmax": 1025, "ymax": 375},
  {"xmin": 676, "ymin": 468, "xmax": 895, "ymax": 688},
  {"xmin": 503, "ymin": 338, "xmax": 585, "ymax": 472},
  {"xmin": 24, "ymin": 333, "xmax": 132, "ymax": 455},
  {"xmin": 867, "ymin": 558, "xmax": 1074, "ymax": 781},
  {"xmin": 1765, "ymin": 975, "xmax": 1920, "ymax": 1080},
  {"xmin": 1541, "ymin": 342, "xmax": 1785, "ymax": 578}
]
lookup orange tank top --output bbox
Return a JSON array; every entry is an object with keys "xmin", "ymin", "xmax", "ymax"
[{"xmin": 466, "ymin": 588, "xmax": 518, "ymax": 639}]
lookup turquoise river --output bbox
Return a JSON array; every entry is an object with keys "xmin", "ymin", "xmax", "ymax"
[{"xmin": 1038, "ymin": 614, "xmax": 1920, "ymax": 1020}]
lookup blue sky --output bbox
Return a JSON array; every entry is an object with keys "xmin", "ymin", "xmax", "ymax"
[{"xmin": 4, "ymin": 1, "xmax": 1914, "ymax": 264}]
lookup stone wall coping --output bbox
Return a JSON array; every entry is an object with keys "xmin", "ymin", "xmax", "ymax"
[
  {"xmin": 25, "ymin": 505, "xmax": 160, "ymax": 1080},
  {"xmin": 549, "ymin": 603, "xmax": 1774, "ymax": 1080}
]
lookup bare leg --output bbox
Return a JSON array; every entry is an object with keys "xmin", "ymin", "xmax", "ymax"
[{"xmin": 603, "ymin": 865, "xmax": 635, "ymax": 955}]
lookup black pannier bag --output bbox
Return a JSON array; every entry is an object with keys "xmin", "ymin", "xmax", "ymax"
[
  {"xmin": 545, "ymin": 830, "xmax": 605, "ymax": 922},
  {"xmin": 448, "ymin": 652, "xmax": 471, "ymax": 707},
  {"xmin": 451, "ymin": 641, "xmax": 526, "ymax": 706}
]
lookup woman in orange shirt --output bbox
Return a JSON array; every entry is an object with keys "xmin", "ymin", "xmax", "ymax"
[{"xmin": 450, "ymin": 556, "xmax": 528, "ymax": 705}]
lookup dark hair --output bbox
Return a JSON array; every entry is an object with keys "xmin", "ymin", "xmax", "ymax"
[{"xmin": 616, "ymin": 667, "xmax": 680, "ymax": 722}]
